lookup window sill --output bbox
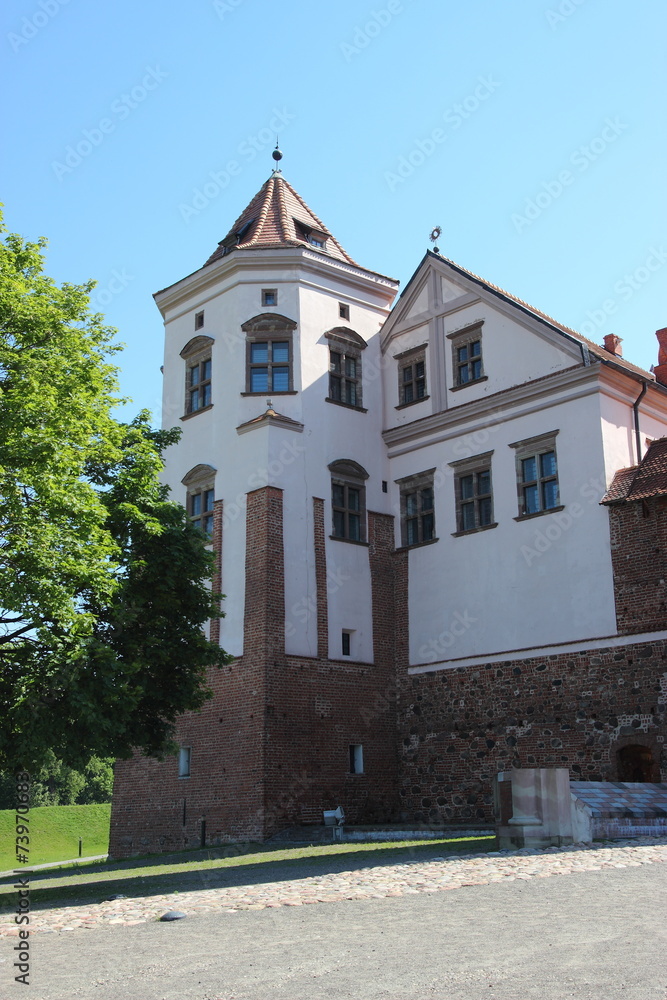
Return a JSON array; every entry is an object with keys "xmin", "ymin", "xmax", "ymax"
[
  {"xmin": 329, "ymin": 535, "xmax": 369, "ymax": 547},
  {"xmin": 514, "ymin": 505, "xmax": 565, "ymax": 522},
  {"xmin": 452, "ymin": 522, "xmax": 498, "ymax": 537},
  {"xmin": 241, "ymin": 390, "xmax": 298, "ymax": 396},
  {"xmin": 396, "ymin": 537, "xmax": 440, "ymax": 552},
  {"xmin": 181, "ymin": 404, "xmax": 213, "ymax": 421},
  {"xmin": 325, "ymin": 397, "xmax": 368, "ymax": 413},
  {"xmin": 395, "ymin": 395, "xmax": 430, "ymax": 410},
  {"xmin": 450, "ymin": 376, "xmax": 488, "ymax": 392}
]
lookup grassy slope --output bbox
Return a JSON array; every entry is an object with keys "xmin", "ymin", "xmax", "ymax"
[{"xmin": 0, "ymin": 803, "xmax": 111, "ymax": 870}]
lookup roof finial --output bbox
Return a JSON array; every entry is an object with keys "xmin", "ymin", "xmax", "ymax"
[
  {"xmin": 272, "ymin": 140, "xmax": 283, "ymax": 174},
  {"xmin": 429, "ymin": 225, "xmax": 442, "ymax": 254}
]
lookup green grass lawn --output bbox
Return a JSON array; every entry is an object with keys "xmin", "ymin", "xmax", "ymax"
[{"xmin": 0, "ymin": 803, "xmax": 111, "ymax": 870}]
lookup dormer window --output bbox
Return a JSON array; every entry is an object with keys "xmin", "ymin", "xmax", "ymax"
[
  {"xmin": 235, "ymin": 218, "xmax": 253, "ymax": 242},
  {"xmin": 295, "ymin": 220, "xmax": 327, "ymax": 250}
]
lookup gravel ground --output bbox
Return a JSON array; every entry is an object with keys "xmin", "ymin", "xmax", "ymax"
[{"xmin": 2, "ymin": 838, "xmax": 666, "ymax": 999}]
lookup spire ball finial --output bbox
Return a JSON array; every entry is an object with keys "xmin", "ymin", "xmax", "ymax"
[{"xmin": 272, "ymin": 140, "xmax": 283, "ymax": 163}]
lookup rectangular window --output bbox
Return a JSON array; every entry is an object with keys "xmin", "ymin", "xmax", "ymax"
[
  {"xmin": 178, "ymin": 747, "xmax": 191, "ymax": 778},
  {"xmin": 394, "ymin": 344, "xmax": 428, "ymax": 408},
  {"xmin": 450, "ymin": 453, "xmax": 495, "ymax": 534},
  {"xmin": 456, "ymin": 339, "xmax": 482, "ymax": 384},
  {"xmin": 339, "ymin": 302, "xmax": 350, "ymax": 321},
  {"xmin": 401, "ymin": 357, "xmax": 426, "ymax": 405},
  {"xmin": 332, "ymin": 481, "xmax": 363, "ymax": 541},
  {"xmin": 398, "ymin": 470, "xmax": 436, "ymax": 547},
  {"xmin": 448, "ymin": 323, "xmax": 485, "ymax": 389},
  {"xmin": 341, "ymin": 631, "xmax": 351, "ymax": 656},
  {"xmin": 349, "ymin": 744, "xmax": 364, "ymax": 774},
  {"xmin": 194, "ymin": 310, "xmax": 204, "ymax": 330},
  {"xmin": 189, "ymin": 487, "xmax": 215, "ymax": 537},
  {"xmin": 510, "ymin": 432, "xmax": 561, "ymax": 517},
  {"xmin": 249, "ymin": 340, "xmax": 290, "ymax": 392},
  {"xmin": 329, "ymin": 349, "xmax": 360, "ymax": 407},
  {"xmin": 189, "ymin": 357, "xmax": 212, "ymax": 412},
  {"xmin": 261, "ymin": 289, "xmax": 277, "ymax": 307}
]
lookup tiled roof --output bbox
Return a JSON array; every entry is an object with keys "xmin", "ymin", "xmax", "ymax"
[
  {"xmin": 430, "ymin": 252, "xmax": 656, "ymax": 382},
  {"xmin": 205, "ymin": 171, "xmax": 359, "ymax": 268},
  {"xmin": 600, "ymin": 437, "xmax": 667, "ymax": 504}
]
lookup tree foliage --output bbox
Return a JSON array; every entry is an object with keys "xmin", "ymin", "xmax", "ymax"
[
  {"xmin": 0, "ymin": 753, "xmax": 114, "ymax": 808},
  {"xmin": 0, "ymin": 210, "xmax": 230, "ymax": 771}
]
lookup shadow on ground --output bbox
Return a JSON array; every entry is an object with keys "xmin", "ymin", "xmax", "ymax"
[{"xmin": 0, "ymin": 837, "xmax": 496, "ymax": 913}]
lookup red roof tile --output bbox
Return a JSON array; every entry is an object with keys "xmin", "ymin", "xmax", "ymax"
[
  {"xmin": 600, "ymin": 438, "xmax": 667, "ymax": 503},
  {"xmin": 205, "ymin": 171, "xmax": 359, "ymax": 268}
]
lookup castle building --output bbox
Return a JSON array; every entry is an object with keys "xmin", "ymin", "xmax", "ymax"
[{"xmin": 109, "ymin": 161, "xmax": 667, "ymax": 856}]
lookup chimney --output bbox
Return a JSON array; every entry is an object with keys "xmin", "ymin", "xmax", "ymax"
[
  {"xmin": 603, "ymin": 334, "xmax": 623, "ymax": 356},
  {"xmin": 654, "ymin": 328, "xmax": 667, "ymax": 387}
]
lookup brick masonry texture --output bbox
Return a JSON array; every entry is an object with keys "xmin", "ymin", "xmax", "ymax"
[
  {"xmin": 109, "ymin": 488, "xmax": 667, "ymax": 857},
  {"xmin": 109, "ymin": 492, "xmax": 402, "ymax": 858},
  {"xmin": 608, "ymin": 496, "xmax": 667, "ymax": 634},
  {"xmin": 397, "ymin": 640, "xmax": 667, "ymax": 825}
]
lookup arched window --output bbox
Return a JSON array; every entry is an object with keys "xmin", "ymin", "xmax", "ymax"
[
  {"xmin": 242, "ymin": 313, "xmax": 297, "ymax": 394},
  {"xmin": 182, "ymin": 464, "xmax": 216, "ymax": 538},
  {"xmin": 328, "ymin": 459, "xmax": 369, "ymax": 543},
  {"xmin": 324, "ymin": 328, "xmax": 367, "ymax": 410},
  {"xmin": 180, "ymin": 336, "xmax": 215, "ymax": 416}
]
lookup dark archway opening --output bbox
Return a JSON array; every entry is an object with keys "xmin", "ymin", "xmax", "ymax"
[{"xmin": 617, "ymin": 744, "xmax": 654, "ymax": 782}]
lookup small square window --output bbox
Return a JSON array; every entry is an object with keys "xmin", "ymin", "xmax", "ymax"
[
  {"xmin": 194, "ymin": 311, "xmax": 204, "ymax": 330},
  {"xmin": 349, "ymin": 744, "xmax": 364, "ymax": 775},
  {"xmin": 339, "ymin": 303, "xmax": 350, "ymax": 321},
  {"xmin": 178, "ymin": 747, "xmax": 191, "ymax": 778},
  {"xmin": 262, "ymin": 289, "xmax": 277, "ymax": 307}
]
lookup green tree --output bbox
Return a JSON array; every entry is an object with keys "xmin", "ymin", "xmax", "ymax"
[
  {"xmin": 0, "ymin": 754, "xmax": 114, "ymax": 808},
  {"xmin": 0, "ymin": 211, "xmax": 229, "ymax": 771}
]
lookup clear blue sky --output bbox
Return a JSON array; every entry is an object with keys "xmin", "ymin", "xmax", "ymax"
[{"xmin": 2, "ymin": 0, "xmax": 665, "ymax": 422}]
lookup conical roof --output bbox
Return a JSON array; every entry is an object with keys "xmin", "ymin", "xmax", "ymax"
[{"xmin": 204, "ymin": 171, "xmax": 359, "ymax": 268}]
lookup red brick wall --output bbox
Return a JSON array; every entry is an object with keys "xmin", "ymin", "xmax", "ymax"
[
  {"xmin": 313, "ymin": 497, "xmax": 329, "ymax": 660},
  {"xmin": 109, "ymin": 491, "xmax": 403, "ymax": 857},
  {"xmin": 607, "ymin": 497, "xmax": 667, "ymax": 634},
  {"xmin": 397, "ymin": 639, "xmax": 667, "ymax": 825}
]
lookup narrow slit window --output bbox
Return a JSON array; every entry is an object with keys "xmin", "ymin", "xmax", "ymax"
[
  {"xmin": 349, "ymin": 744, "xmax": 364, "ymax": 774},
  {"xmin": 178, "ymin": 747, "xmax": 191, "ymax": 778}
]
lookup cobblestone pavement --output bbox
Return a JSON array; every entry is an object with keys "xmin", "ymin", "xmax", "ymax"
[{"xmin": 2, "ymin": 837, "xmax": 665, "ymax": 937}]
